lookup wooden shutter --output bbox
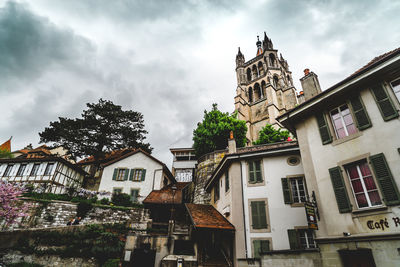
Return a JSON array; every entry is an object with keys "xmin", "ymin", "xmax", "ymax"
[
  {"xmin": 370, "ymin": 83, "xmax": 399, "ymax": 121},
  {"xmin": 329, "ymin": 167, "xmax": 352, "ymax": 213},
  {"xmin": 253, "ymin": 240, "xmax": 261, "ymax": 258},
  {"xmin": 316, "ymin": 113, "xmax": 332, "ymax": 145},
  {"xmin": 251, "ymin": 201, "xmax": 267, "ymax": 229},
  {"xmin": 370, "ymin": 153, "xmax": 400, "ymax": 205},
  {"xmin": 349, "ymin": 95, "xmax": 372, "ymax": 130},
  {"xmin": 287, "ymin": 229, "xmax": 299, "ymax": 250},
  {"xmin": 260, "ymin": 240, "xmax": 270, "ymax": 252},
  {"xmin": 112, "ymin": 169, "xmax": 118, "ymax": 180},
  {"xmin": 141, "ymin": 169, "xmax": 146, "ymax": 181},
  {"xmin": 255, "ymin": 160, "xmax": 263, "ymax": 182},
  {"xmin": 258, "ymin": 202, "xmax": 267, "ymax": 228},
  {"xmin": 129, "ymin": 169, "xmax": 134, "ymax": 181},
  {"xmin": 124, "ymin": 169, "xmax": 129, "ymax": 181},
  {"xmin": 249, "ymin": 162, "xmax": 255, "ymax": 183},
  {"xmin": 281, "ymin": 178, "xmax": 292, "ymax": 204},
  {"xmin": 251, "ymin": 202, "xmax": 259, "ymax": 228}
]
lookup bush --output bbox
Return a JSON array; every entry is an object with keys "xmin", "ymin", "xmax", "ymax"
[
  {"xmin": 100, "ymin": 198, "xmax": 110, "ymax": 205},
  {"xmin": 111, "ymin": 193, "xmax": 132, "ymax": 207},
  {"xmin": 77, "ymin": 201, "xmax": 93, "ymax": 218},
  {"xmin": 102, "ymin": 258, "xmax": 120, "ymax": 267},
  {"xmin": 6, "ymin": 263, "xmax": 44, "ymax": 267}
]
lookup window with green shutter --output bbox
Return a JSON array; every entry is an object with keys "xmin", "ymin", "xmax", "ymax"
[
  {"xmin": 281, "ymin": 178, "xmax": 292, "ymax": 204},
  {"xmin": 316, "ymin": 113, "xmax": 332, "ymax": 145},
  {"xmin": 253, "ymin": 240, "xmax": 270, "ymax": 258},
  {"xmin": 349, "ymin": 95, "xmax": 372, "ymax": 130},
  {"xmin": 248, "ymin": 160, "xmax": 263, "ymax": 184},
  {"xmin": 370, "ymin": 153, "xmax": 400, "ymax": 206},
  {"xmin": 370, "ymin": 83, "xmax": 399, "ymax": 121},
  {"xmin": 251, "ymin": 200, "xmax": 268, "ymax": 229},
  {"xmin": 329, "ymin": 166, "xmax": 352, "ymax": 213}
]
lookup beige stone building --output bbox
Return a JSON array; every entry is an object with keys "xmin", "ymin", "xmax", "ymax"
[
  {"xmin": 234, "ymin": 33, "xmax": 298, "ymax": 143},
  {"xmin": 278, "ymin": 47, "xmax": 400, "ymax": 266}
]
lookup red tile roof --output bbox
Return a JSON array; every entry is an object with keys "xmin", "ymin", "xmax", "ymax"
[
  {"xmin": 352, "ymin": 47, "xmax": 400, "ymax": 76},
  {"xmin": 143, "ymin": 182, "xmax": 190, "ymax": 204},
  {"xmin": 77, "ymin": 148, "xmax": 134, "ymax": 164},
  {"xmin": 185, "ymin": 203, "xmax": 235, "ymax": 231}
]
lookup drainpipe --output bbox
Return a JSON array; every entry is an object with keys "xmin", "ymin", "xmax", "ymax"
[
  {"xmin": 239, "ymin": 158, "xmax": 248, "ymax": 258},
  {"xmin": 152, "ymin": 169, "xmax": 163, "ymax": 190}
]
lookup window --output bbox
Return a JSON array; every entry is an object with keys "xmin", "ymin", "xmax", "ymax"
[
  {"xmin": 345, "ymin": 160, "xmax": 382, "ymax": 208},
  {"xmin": 3, "ymin": 164, "xmax": 13, "ymax": 177},
  {"xmin": 16, "ymin": 164, "xmax": 27, "ymax": 176},
  {"xmin": 329, "ymin": 104, "xmax": 357, "ymax": 139},
  {"xmin": 214, "ymin": 183, "xmax": 220, "ymax": 202},
  {"xmin": 248, "ymin": 160, "xmax": 263, "ymax": 184},
  {"xmin": 113, "ymin": 188, "xmax": 122, "ymax": 194},
  {"xmin": 390, "ymin": 78, "xmax": 400, "ymax": 103},
  {"xmin": 371, "ymin": 83, "xmax": 399, "ymax": 121},
  {"xmin": 130, "ymin": 189, "xmax": 139, "ymax": 203},
  {"xmin": 129, "ymin": 168, "xmax": 145, "ymax": 182},
  {"xmin": 253, "ymin": 239, "xmax": 270, "ymax": 258},
  {"xmin": 329, "ymin": 153, "xmax": 400, "ymax": 213},
  {"xmin": 112, "ymin": 168, "xmax": 132, "ymax": 181},
  {"xmin": 250, "ymin": 200, "xmax": 268, "ymax": 229},
  {"xmin": 281, "ymin": 177, "xmax": 308, "ymax": 204},
  {"xmin": 288, "ymin": 229, "xmax": 316, "ymax": 250},
  {"xmin": 225, "ymin": 170, "xmax": 229, "ymax": 192},
  {"xmin": 116, "ymin": 168, "xmax": 127, "ymax": 181},
  {"xmin": 44, "ymin": 163, "xmax": 55, "ymax": 176},
  {"xmin": 30, "ymin": 163, "xmax": 40, "ymax": 176}
]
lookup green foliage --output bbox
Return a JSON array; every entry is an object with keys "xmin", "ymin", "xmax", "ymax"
[
  {"xmin": 100, "ymin": 198, "xmax": 110, "ymax": 205},
  {"xmin": 6, "ymin": 263, "xmax": 44, "ymax": 267},
  {"xmin": 39, "ymin": 98, "xmax": 152, "ymax": 161},
  {"xmin": 193, "ymin": 103, "xmax": 247, "ymax": 157},
  {"xmin": 253, "ymin": 124, "xmax": 290, "ymax": 145},
  {"xmin": 77, "ymin": 201, "xmax": 93, "ymax": 218},
  {"xmin": 111, "ymin": 193, "xmax": 132, "ymax": 207},
  {"xmin": 0, "ymin": 148, "xmax": 13, "ymax": 158},
  {"xmin": 102, "ymin": 259, "xmax": 120, "ymax": 267}
]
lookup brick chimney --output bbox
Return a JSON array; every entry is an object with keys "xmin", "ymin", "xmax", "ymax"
[
  {"xmin": 228, "ymin": 131, "xmax": 236, "ymax": 154},
  {"xmin": 300, "ymin": 69, "xmax": 322, "ymax": 101}
]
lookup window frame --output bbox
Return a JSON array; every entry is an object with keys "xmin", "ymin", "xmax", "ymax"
[
  {"xmin": 44, "ymin": 162, "xmax": 55, "ymax": 176},
  {"xmin": 132, "ymin": 168, "xmax": 143, "ymax": 181},
  {"xmin": 116, "ymin": 168, "xmax": 127, "ymax": 181},
  {"xmin": 289, "ymin": 176, "xmax": 308, "ymax": 204},
  {"xmin": 130, "ymin": 188, "xmax": 140, "ymax": 203},
  {"xmin": 30, "ymin": 163, "xmax": 41, "ymax": 176},
  {"xmin": 251, "ymin": 238, "xmax": 272, "ymax": 258},
  {"xmin": 390, "ymin": 77, "xmax": 400, "ymax": 104},
  {"xmin": 298, "ymin": 229, "xmax": 317, "ymax": 249},
  {"xmin": 16, "ymin": 163, "xmax": 27, "ymax": 177},
  {"xmin": 247, "ymin": 159, "xmax": 264, "ymax": 186},
  {"xmin": 214, "ymin": 182, "xmax": 220, "ymax": 203},
  {"xmin": 3, "ymin": 164, "xmax": 14, "ymax": 177},
  {"xmin": 248, "ymin": 198, "xmax": 270, "ymax": 233},
  {"xmin": 329, "ymin": 103, "xmax": 358, "ymax": 139},
  {"xmin": 113, "ymin": 188, "xmax": 123, "ymax": 194}
]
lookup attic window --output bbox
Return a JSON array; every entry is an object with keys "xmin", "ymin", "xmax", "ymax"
[{"xmin": 287, "ymin": 157, "xmax": 300, "ymax": 166}]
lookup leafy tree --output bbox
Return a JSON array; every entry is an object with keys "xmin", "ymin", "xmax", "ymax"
[
  {"xmin": 0, "ymin": 182, "xmax": 30, "ymax": 230},
  {"xmin": 0, "ymin": 148, "xmax": 13, "ymax": 159},
  {"xmin": 39, "ymin": 99, "xmax": 152, "ymax": 161},
  {"xmin": 193, "ymin": 104, "xmax": 247, "ymax": 157},
  {"xmin": 253, "ymin": 124, "xmax": 290, "ymax": 145}
]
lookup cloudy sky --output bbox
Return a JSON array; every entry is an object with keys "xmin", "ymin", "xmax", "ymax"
[{"xmin": 0, "ymin": 0, "xmax": 399, "ymax": 166}]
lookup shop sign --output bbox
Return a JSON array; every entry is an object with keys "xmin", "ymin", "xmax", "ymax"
[{"xmin": 305, "ymin": 202, "xmax": 318, "ymax": 230}]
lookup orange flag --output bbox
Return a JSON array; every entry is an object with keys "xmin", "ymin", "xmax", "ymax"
[{"xmin": 0, "ymin": 137, "xmax": 11, "ymax": 152}]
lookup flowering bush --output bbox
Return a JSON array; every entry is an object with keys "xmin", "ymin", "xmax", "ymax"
[{"xmin": 0, "ymin": 181, "xmax": 31, "ymax": 230}]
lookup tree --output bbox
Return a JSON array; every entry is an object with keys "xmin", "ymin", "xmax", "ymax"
[
  {"xmin": 0, "ymin": 182, "xmax": 30, "ymax": 230},
  {"xmin": 253, "ymin": 124, "xmax": 290, "ymax": 145},
  {"xmin": 0, "ymin": 149, "xmax": 13, "ymax": 159},
  {"xmin": 193, "ymin": 104, "xmax": 247, "ymax": 157},
  {"xmin": 39, "ymin": 99, "xmax": 152, "ymax": 161}
]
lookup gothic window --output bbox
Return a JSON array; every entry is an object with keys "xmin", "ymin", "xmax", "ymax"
[
  {"xmin": 287, "ymin": 75, "xmax": 292, "ymax": 86},
  {"xmin": 258, "ymin": 62, "xmax": 264, "ymax": 76},
  {"xmin": 254, "ymin": 83, "xmax": 262, "ymax": 101},
  {"xmin": 269, "ymin": 54, "xmax": 276, "ymax": 67},
  {"xmin": 261, "ymin": 80, "xmax": 267, "ymax": 99},
  {"xmin": 247, "ymin": 68, "xmax": 252, "ymax": 82},
  {"xmin": 248, "ymin": 87, "xmax": 253, "ymax": 103},
  {"xmin": 252, "ymin": 65, "xmax": 258, "ymax": 79},
  {"xmin": 273, "ymin": 76, "xmax": 279, "ymax": 88}
]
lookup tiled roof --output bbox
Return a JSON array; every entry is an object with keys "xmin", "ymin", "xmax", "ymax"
[
  {"xmin": 77, "ymin": 148, "xmax": 134, "ymax": 164},
  {"xmin": 143, "ymin": 182, "xmax": 190, "ymax": 204},
  {"xmin": 352, "ymin": 47, "xmax": 400, "ymax": 76},
  {"xmin": 185, "ymin": 203, "xmax": 235, "ymax": 231}
]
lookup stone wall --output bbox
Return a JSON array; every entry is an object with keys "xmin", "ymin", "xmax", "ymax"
[
  {"xmin": 261, "ymin": 251, "xmax": 322, "ymax": 267},
  {"xmin": 6, "ymin": 199, "xmax": 149, "ymax": 230},
  {"xmin": 193, "ymin": 150, "xmax": 226, "ymax": 204}
]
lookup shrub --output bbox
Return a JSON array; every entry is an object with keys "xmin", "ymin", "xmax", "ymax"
[
  {"xmin": 111, "ymin": 193, "xmax": 132, "ymax": 207},
  {"xmin": 100, "ymin": 198, "xmax": 110, "ymax": 205},
  {"xmin": 102, "ymin": 259, "xmax": 120, "ymax": 267},
  {"xmin": 77, "ymin": 201, "xmax": 93, "ymax": 218}
]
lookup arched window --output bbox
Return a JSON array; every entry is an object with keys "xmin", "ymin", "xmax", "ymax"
[
  {"xmin": 247, "ymin": 68, "xmax": 252, "ymax": 82},
  {"xmin": 261, "ymin": 80, "xmax": 267, "ymax": 99},
  {"xmin": 248, "ymin": 87, "xmax": 253, "ymax": 103},
  {"xmin": 273, "ymin": 76, "xmax": 279, "ymax": 88},
  {"xmin": 252, "ymin": 65, "xmax": 258, "ymax": 79},
  {"xmin": 287, "ymin": 75, "xmax": 291, "ymax": 86},
  {"xmin": 258, "ymin": 62, "xmax": 264, "ymax": 76},
  {"xmin": 254, "ymin": 83, "xmax": 261, "ymax": 101},
  {"xmin": 269, "ymin": 53, "xmax": 276, "ymax": 67}
]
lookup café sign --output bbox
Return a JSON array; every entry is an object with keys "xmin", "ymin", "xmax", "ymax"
[{"xmin": 305, "ymin": 202, "xmax": 318, "ymax": 230}]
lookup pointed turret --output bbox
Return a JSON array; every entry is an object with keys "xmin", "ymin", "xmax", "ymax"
[
  {"xmin": 263, "ymin": 31, "xmax": 274, "ymax": 50},
  {"xmin": 236, "ymin": 47, "xmax": 245, "ymax": 67}
]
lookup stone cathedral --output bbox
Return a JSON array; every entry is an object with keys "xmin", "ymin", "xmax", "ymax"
[{"xmin": 234, "ymin": 32, "xmax": 298, "ymax": 143}]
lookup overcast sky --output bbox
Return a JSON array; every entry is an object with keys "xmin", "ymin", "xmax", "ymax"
[{"xmin": 1, "ymin": 0, "xmax": 399, "ymax": 166}]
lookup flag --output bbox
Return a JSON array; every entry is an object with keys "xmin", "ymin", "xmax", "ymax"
[{"xmin": 0, "ymin": 137, "xmax": 11, "ymax": 152}]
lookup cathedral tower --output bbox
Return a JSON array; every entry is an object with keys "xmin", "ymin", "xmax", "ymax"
[{"xmin": 234, "ymin": 32, "xmax": 298, "ymax": 143}]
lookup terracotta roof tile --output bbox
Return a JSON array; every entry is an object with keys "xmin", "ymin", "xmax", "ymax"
[
  {"xmin": 185, "ymin": 203, "xmax": 235, "ymax": 231},
  {"xmin": 77, "ymin": 148, "xmax": 134, "ymax": 164},
  {"xmin": 143, "ymin": 182, "xmax": 190, "ymax": 204},
  {"xmin": 352, "ymin": 47, "xmax": 400, "ymax": 76}
]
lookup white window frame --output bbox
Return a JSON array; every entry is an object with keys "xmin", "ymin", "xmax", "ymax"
[
  {"xmin": 132, "ymin": 169, "xmax": 143, "ymax": 181},
  {"xmin": 3, "ymin": 164, "xmax": 13, "ymax": 177},
  {"xmin": 345, "ymin": 161, "xmax": 382, "ymax": 209},
  {"xmin": 329, "ymin": 104, "xmax": 357, "ymax": 139},
  {"xmin": 298, "ymin": 229, "xmax": 316, "ymax": 249},
  {"xmin": 116, "ymin": 168, "xmax": 127, "ymax": 181},
  {"xmin": 44, "ymin": 162, "xmax": 55, "ymax": 176},
  {"xmin": 289, "ymin": 177, "xmax": 307, "ymax": 203},
  {"xmin": 30, "ymin": 163, "xmax": 41, "ymax": 176},
  {"xmin": 16, "ymin": 163, "xmax": 27, "ymax": 176}
]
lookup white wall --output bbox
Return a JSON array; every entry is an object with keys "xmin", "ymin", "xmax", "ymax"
[{"xmin": 98, "ymin": 152, "xmax": 164, "ymax": 203}]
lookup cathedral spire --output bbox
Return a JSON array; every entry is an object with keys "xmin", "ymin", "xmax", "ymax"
[
  {"xmin": 236, "ymin": 47, "xmax": 245, "ymax": 67},
  {"xmin": 256, "ymin": 35, "xmax": 263, "ymax": 56}
]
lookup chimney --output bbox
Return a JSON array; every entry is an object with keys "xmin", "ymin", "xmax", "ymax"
[
  {"xmin": 228, "ymin": 131, "xmax": 236, "ymax": 154},
  {"xmin": 300, "ymin": 69, "xmax": 322, "ymax": 101}
]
